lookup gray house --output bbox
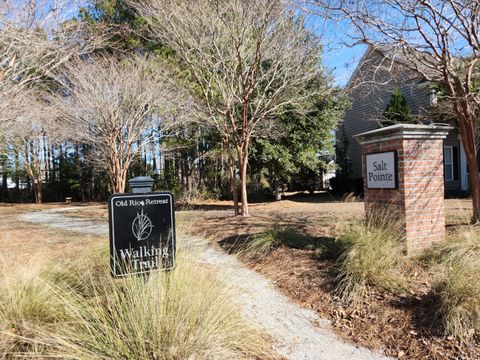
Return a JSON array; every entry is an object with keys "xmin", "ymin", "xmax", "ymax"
[{"xmin": 336, "ymin": 46, "xmax": 468, "ymax": 194}]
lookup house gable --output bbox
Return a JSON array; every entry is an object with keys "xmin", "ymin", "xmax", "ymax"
[{"xmin": 337, "ymin": 46, "xmax": 434, "ymax": 180}]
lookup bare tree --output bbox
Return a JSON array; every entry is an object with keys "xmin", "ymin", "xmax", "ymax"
[
  {"xmin": 302, "ymin": 0, "xmax": 480, "ymax": 223},
  {"xmin": 129, "ymin": 0, "xmax": 327, "ymax": 216},
  {"xmin": 53, "ymin": 56, "xmax": 195, "ymax": 194},
  {"xmin": 0, "ymin": 0, "xmax": 111, "ymax": 106},
  {"xmin": 0, "ymin": 1, "xmax": 117, "ymax": 203},
  {"xmin": 0, "ymin": 90, "xmax": 62, "ymax": 203}
]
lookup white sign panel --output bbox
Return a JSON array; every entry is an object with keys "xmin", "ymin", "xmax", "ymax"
[{"xmin": 366, "ymin": 151, "xmax": 397, "ymax": 189}]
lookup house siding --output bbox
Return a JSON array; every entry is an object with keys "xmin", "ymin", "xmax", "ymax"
[{"xmin": 337, "ymin": 46, "xmax": 462, "ymax": 194}]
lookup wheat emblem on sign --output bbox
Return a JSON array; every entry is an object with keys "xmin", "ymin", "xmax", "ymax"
[{"xmin": 132, "ymin": 208, "xmax": 153, "ymax": 241}]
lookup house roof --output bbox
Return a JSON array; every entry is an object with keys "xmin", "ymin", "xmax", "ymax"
[{"xmin": 345, "ymin": 44, "xmax": 436, "ymax": 90}]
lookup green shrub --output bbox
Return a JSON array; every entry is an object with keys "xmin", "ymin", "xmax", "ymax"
[
  {"xmin": 334, "ymin": 214, "xmax": 406, "ymax": 302},
  {"xmin": 193, "ymin": 185, "xmax": 222, "ymax": 201},
  {"xmin": 0, "ymin": 245, "xmax": 274, "ymax": 359},
  {"xmin": 432, "ymin": 228, "xmax": 480, "ymax": 340}
]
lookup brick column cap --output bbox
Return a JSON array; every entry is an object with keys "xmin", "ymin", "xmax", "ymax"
[{"xmin": 354, "ymin": 123, "xmax": 453, "ymax": 145}]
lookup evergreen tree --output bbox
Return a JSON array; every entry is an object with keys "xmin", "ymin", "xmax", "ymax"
[
  {"xmin": 383, "ymin": 87, "xmax": 411, "ymax": 125},
  {"xmin": 250, "ymin": 87, "xmax": 346, "ymax": 199}
]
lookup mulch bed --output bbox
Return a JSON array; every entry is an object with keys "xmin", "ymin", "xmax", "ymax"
[
  {"xmin": 183, "ymin": 199, "xmax": 478, "ymax": 359},
  {"xmin": 243, "ymin": 245, "xmax": 480, "ymax": 359}
]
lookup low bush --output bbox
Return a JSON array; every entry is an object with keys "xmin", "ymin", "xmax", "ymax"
[
  {"xmin": 334, "ymin": 214, "xmax": 407, "ymax": 302},
  {"xmin": 0, "ymin": 244, "xmax": 274, "ymax": 359},
  {"xmin": 431, "ymin": 228, "xmax": 480, "ymax": 341}
]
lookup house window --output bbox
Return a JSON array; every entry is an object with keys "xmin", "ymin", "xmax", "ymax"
[
  {"xmin": 444, "ymin": 146, "xmax": 455, "ymax": 181},
  {"xmin": 430, "ymin": 89, "xmax": 438, "ymax": 105}
]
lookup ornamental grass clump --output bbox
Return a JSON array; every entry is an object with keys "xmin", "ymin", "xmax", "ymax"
[
  {"xmin": 432, "ymin": 228, "xmax": 480, "ymax": 341},
  {"xmin": 242, "ymin": 227, "xmax": 313, "ymax": 259},
  {"xmin": 0, "ymin": 243, "xmax": 273, "ymax": 359},
  {"xmin": 335, "ymin": 213, "xmax": 407, "ymax": 302},
  {"xmin": 243, "ymin": 228, "xmax": 285, "ymax": 259},
  {"xmin": 0, "ymin": 266, "xmax": 67, "ymax": 358}
]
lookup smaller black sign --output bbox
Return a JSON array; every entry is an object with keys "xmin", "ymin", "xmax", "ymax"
[{"xmin": 108, "ymin": 192, "xmax": 176, "ymax": 277}]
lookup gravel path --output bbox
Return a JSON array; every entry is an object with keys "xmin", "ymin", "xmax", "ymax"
[{"xmin": 20, "ymin": 208, "xmax": 389, "ymax": 360}]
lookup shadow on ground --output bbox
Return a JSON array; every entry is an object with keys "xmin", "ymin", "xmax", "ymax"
[
  {"xmin": 177, "ymin": 192, "xmax": 350, "ymax": 213},
  {"xmin": 177, "ymin": 203, "xmax": 234, "ymax": 211},
  {"xmin": 217, "ymin": 228, "xmax": 341, "ymax": 260},
  {"xmin": 282, "ymin": 191, "xmax": 346, "ymax": 204}
]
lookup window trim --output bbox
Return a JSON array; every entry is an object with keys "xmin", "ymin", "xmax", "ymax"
[{"xmin": 444, "ymin": 146, "xmax": 454, "ymax": 182}]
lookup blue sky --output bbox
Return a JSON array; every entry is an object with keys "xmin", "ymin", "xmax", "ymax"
[
  {"xmin": 323, "ymin": 42, "xmax": 366, "ymax": 87},
  {"xmin": 305, "ymin": 14, "xmax": 367, "ymax": 87}
]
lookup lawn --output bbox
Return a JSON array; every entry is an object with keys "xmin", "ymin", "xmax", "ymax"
[{"xmin": 0, "ymin": 203, "xmax": 104, "ymax": 271}]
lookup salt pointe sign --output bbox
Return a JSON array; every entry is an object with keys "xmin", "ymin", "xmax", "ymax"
[
  {"xmin": 355, "ymin": 124, "xmax": 452, "ymax": 256},
  {"xmin": 365, "ymin": 151, "xmax": 397, "ymax": 189},
  {"xmin": 108, "ymin": 192, "xmax": 176, "ymax": 277}
]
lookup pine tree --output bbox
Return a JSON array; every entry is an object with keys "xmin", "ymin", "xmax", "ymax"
[{"xmin": 383, "ymin": 87, "xmax": 411, "ymax": 126}]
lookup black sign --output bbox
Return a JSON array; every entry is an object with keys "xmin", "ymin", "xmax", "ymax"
[{"xmin": 108, "ymin": 192, "xmax": 176, "ymax": 277}]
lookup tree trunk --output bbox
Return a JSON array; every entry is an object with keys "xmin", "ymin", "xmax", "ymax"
[
  {"xmin": 1, "ymin": 156, "xmax": 7, "ymax": 202},
  {"xmin": 467, "ymin": 153, "xmax": 480, "ymax": 223},
  {"xmin": 15, "ymin": 153, "xmax": 20, "ymax": 191},
  {"xmin": 1, "ymin": 171, "xmax": 7, "ymax": 202},
  {"xmin": 228, "ymin": 155, "xmax": 240, "ymax": 215},
  {"xmin": 458, "ymin": 119, "xmax": 480, "ymax": 223},
  {"xmin": 238, "ymin": 139, "xmax": 250, "ymax": 217},
  {"xmin": 43, "ymin": 135, "xmax": 48, "ymax": 183},
  {"xmin": 223, "ymin": 136, "xmax": 239, "ymax": 215},
  {"xmin": 47, "ymin": 143, "xmax": 52, "ymax": 181},
  {"xmin": 33, "ymin": 180, "xmax": 42, "ymax": 204},
  {"xmin": 113, "ymin": 167, "xmax": 128, "ymax": 194},
  {"xmin": 274, "ymin": 175, "xmax": 282, "ymax": 201},
  {"xmin": 239, "ymin": 157, "xmax": 249, "ymax": 216},
  {"xmin": 186, "ymin": 160, "xmax": 194, "ymax": 198},
  {"xmin": 50, "ymin": 145, "xmax": 56, "ymax": 182},
  {"xmin": 238, "ymin": 102, "xmax": 251, "ymax": 216},
  {"xmin": 59, "ymin": 143, "xmax": 64, "ymax": 182},
  {"xmin": 119, "ymin": 176, "xmax": 126, "ymax": 194},
  {"xmin": 25, "ymin": 163, "xmax": 42, "ymax": 204}
]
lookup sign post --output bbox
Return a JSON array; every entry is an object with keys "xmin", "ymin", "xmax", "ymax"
[{"xmin": 108, "ymin": 177, "xmax": 176, "ymax": 277}]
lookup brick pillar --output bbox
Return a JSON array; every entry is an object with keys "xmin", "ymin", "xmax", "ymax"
[{"xmin": 355, "ymin": 124, "xmax": 452, "ymax": 256}]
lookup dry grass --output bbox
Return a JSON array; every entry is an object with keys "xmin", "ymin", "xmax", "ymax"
[
  {"xmin": 431, "ymin": 227, "xmax": 480, "ymax": 341},
  {"xmin": 0, "ymin": 244, "xmax": 275, "ymax": 359},
  {"xmin": 0, "ymin": 264, "xmax": 66, "ymax": 356},
  {"xmin": 334, "ymin": 214, "xmax": 407, "ymax": 302},
  {"xmin": 238, "ymin": 227, "xmax": 319, "ymax": 260},
  {"xmin": 445, "ymin": 199, "xmax": 472, "ymax": 227},
  {"xmin": 0, "ymin": 204, "xmax": 102, "ymax": 271}
]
